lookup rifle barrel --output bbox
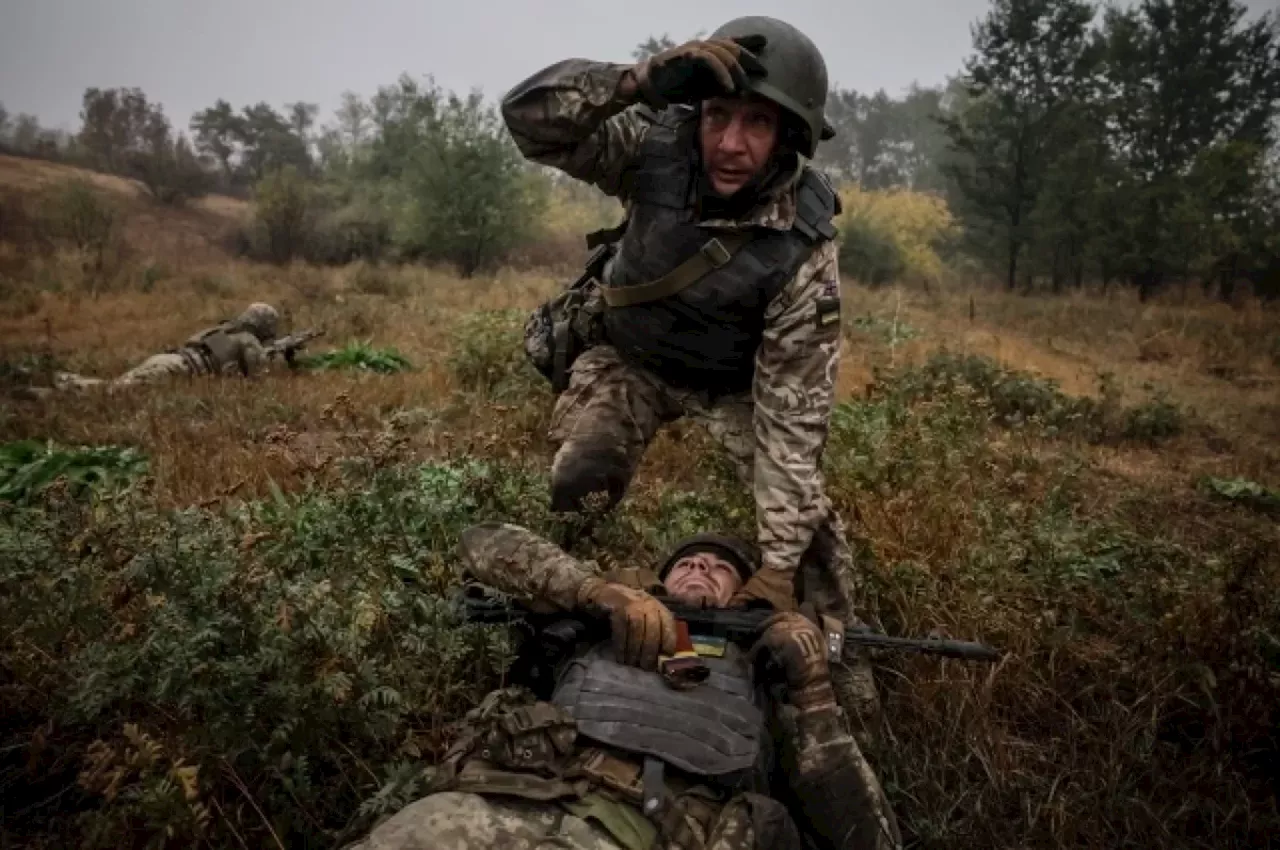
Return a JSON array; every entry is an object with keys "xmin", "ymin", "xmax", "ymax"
[{"xmin": 844, "ymin": 631, "xmax": 1002, "ymax": 662}]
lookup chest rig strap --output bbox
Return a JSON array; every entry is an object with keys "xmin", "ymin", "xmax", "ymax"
[{"xmin": 600, "ymin": 231, "xmax": 752, "ymax": 308}]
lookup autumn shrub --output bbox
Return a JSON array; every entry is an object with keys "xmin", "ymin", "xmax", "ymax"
[
  {"xmin": 837, "ymin": 185, "xmax": 957, "ymax": 285},
  {"xmin": 838, "ymin": 211, "xmax": 907, "ymax": 286}
]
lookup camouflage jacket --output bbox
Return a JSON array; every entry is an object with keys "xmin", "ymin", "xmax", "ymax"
[
  {"xmin": 502, "ymin": 60, "xmax": 843, "ymax": 591},
  {"xmin": 457, "ymin": 522, "xmax": 899, "ymax": 850}
]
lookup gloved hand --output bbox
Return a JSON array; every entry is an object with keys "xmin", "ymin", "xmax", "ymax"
[
  {"xmin": 728, "ymin": 567, "xmax": 797, "ymax": 612},
  {"xmin": 577, "ymin": 577, "xmax": 677, "ymax": 671},
  {"xmin": 633, "ymin": 36, "xmax": 767, "ymax": 108},
  {"xmin": 752, "ymin": 611, "xmax": 835, "ymax": 709}
]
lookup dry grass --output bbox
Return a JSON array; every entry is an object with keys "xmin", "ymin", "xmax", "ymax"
[
  {"xmin": 839, "ymin": 282, "xmax": 1280, "ymax": 485},
  {"xmin": 2, "ymin": 156, "xmax": 1278, "ymax": 849}
]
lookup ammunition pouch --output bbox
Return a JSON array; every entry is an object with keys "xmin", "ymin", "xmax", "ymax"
[{"xmin": 524, "ymin": 242, "xmax": 614, "ymax": 394}]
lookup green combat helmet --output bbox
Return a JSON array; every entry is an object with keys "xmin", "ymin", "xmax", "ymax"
[{"xmin": 710, "ymin": 15, "xmax": 836, "ymax": 158}]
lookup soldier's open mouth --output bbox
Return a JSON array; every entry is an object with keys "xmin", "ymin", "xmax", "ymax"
[{"xmin": 712, "ymin": 167, "xmax": 748, "ymax": 183}]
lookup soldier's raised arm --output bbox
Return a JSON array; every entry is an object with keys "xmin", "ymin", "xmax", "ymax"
[{"xmin": 500, "ymin": 60, "xmax": 653, "ymax": 198}]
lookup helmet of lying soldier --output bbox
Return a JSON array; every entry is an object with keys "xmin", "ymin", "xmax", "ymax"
[
  {"xmin": 232, "ymin": 303, "xmax": 280, "ymax": 343},
  {"xmin": 657, "ymin": 532, "xmax": 759, "ymax": 607}
]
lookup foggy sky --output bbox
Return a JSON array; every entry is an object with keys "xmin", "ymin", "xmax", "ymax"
[{"xmin": 2, "ymin": 0, "xmax": 1276, "ymax": 134}]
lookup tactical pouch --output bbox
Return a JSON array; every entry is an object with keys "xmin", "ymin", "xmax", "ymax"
[
  {"xmin": 524, "ymin": 242, "xmax": 613, "ymax": 394},
  {"xmin": 190, "ymin": 329, "xmax": 249, "ymax": 377}
]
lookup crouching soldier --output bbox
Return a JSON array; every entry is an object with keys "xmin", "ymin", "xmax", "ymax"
[
  {"xmin": 349, "ymin": 523, "xmax": 901, "ymax": 850},
  {"xmin": 504, "ymin": 16, "xmax": 883, "ymax": 746}
]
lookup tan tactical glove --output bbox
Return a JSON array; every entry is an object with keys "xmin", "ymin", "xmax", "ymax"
[
  {"xmin": 577, "ymin": 577, "xmax": 677, "ymax": 672},
  {"xmin": 753, "ymin": 611, "xmax": 837, "ymax": 710},
  {"xmin": 728, "ymin": 567, "xmax": 797, "ymax": 612},
  {"xmin": 632, "ymin": 36, "xmax": 767, "ymax": 108}
]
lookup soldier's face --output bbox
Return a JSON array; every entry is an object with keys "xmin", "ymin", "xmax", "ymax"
[
  {"xmin": 663, "ymin": 552, "xmax": 743, "ymax": 608},
  {"xmin": 698, "ymin": 96, "xmax": 781, "ymax": 198}
]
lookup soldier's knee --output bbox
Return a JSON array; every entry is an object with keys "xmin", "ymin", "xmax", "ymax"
[{"xmin": 550, "ymin": 442, "xmax": 632, "ymax": 515}]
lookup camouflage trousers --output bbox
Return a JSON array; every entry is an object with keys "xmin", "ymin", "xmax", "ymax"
[
  {"xmin": 549, "ymin": 345, "xmax": 883, "ymax": 746},
  {"xmin": 114, "ymin": 351, "xmax": 205, "ymax": 386},
  {"xmin": 48, "ymin": 351, "xmax": 205, "ymax": 393},
  {"xmin": 350, "ymin": 791, "xmax": 776, "ymax": 850},
  {"xmin": 350, "ymin": 792, "xmax": 623, "ymax": 850}
]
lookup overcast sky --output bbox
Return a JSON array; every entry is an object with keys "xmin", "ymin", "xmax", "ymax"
[{"xmin": 3, "ymin": 0, "xmax": 1277, "ymax": 133}]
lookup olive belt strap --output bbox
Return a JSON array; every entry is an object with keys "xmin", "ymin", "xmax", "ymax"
[{"xmin": 600, "ymin": 231, "xmax": 752, "ymax": 308}]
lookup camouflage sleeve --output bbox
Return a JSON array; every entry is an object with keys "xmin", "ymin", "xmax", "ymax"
[
  {"xmin": 751, "ymin": 238, "xmax": 842, "ymax": 583},
  {"xmin": 458, "ymin": 522, "xmax": 597, "ymax": 612},
  {"xmin": 782, "ymin": 703, "xmax": 901, "ymax": 850},
  {"xmin": 500, "ymin": 59, "xmax": 653, "ymax": 198}
]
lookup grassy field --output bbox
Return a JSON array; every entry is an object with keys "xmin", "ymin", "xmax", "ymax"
[{"xmin": 2, "ymin": 156, "xmax": 1278, "ymax": 849}]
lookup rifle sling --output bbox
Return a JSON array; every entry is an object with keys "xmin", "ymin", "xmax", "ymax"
[{"xmin": 600, "ymin": 232, "xmax": 752, "ymax": 309}]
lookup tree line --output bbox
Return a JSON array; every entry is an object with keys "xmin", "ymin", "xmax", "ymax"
[
  {"xmin": 941, "ymin": 0, "xmax": 1280, "ymax": 299},
  {"xmin": 1, "ymin": 0, "xmax": 1276, "ymax": 295},
  {"xmin": 641, "ymin": 0, "xmax": 1280, "ymax": 299}
]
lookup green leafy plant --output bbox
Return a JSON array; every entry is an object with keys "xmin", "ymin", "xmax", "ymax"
[
  {"xmin": 299, "ymin": 340, "xmax": 413, "ymax": 374},
  {"xmin": 1200, "ymin": 476, "xmax": 1280, "ymax": 515},
  {"xmin": 0, "ymin": 458, "xmax": 549, "ymax": 848},
  {"xmin": 0, "ymin": 440, "xmax": 148, "ymax": 502}
]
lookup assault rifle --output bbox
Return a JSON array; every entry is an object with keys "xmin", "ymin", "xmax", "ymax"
[
  {"xmin": 264, "ymin": 328, "xmax": 324, "ymax": 367},
  {"xmin": 456, "ymin": 582, "xmax": 1002, "ymax": 666}
]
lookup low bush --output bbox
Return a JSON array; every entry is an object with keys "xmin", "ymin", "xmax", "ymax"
[
  {"xmin": 0, "ymin": 459, "xmax": 547, "ymax": 848},
  {"xmin": 839, "ymin": 211, "xmax": 908, "ymax": 286},
  {"xmin": 446, "ymin": 309, "xmax": 546, "ymax": 401},
  {"xmin": 886, "ymin": 351, "xmax": 1186, "ymax": 444}
]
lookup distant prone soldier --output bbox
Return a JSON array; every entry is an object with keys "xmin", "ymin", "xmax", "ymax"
[{"xmin": 47, "ymin": 303, "xmax": 321, "ymax": 392}]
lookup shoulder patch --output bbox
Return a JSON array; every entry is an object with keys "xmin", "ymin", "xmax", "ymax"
[{"xmin": 815, "ymin": 276, "xmax": 841, "ymax": 328}]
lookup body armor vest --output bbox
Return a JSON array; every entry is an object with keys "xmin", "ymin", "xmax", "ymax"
[
  {"xmin": 551, "ymin": 640, "xmax": 773, "ymax": 793},
  {"xmin": 184, "ymin": 326, "xmax": 249, "ymax": 376},
  {"xmin": 601, "ymin": 106, "xmax": 839, "ymax": 394}
]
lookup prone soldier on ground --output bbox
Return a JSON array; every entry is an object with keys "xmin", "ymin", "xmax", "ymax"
[
  {"xmin": 17, "ymin": 303, "xmax": 322, "ymax": 396},
  {"xmin": 352, "ymin": 523, "xmax": 903, "ymax": 850}
]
